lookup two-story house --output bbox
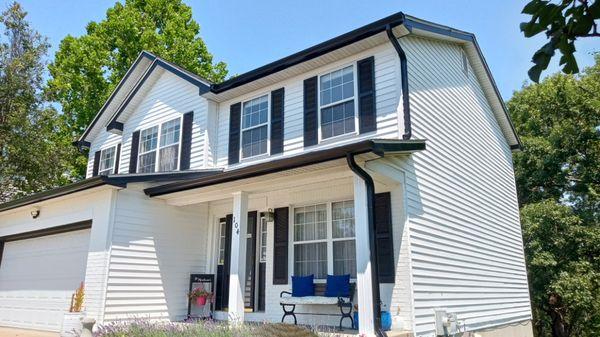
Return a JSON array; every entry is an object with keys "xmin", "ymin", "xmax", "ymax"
[{"xmin": 0, "ymin": 12, "xmax": 533, "ymax": 337}]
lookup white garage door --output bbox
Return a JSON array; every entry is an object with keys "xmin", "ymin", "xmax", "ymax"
[{"xmin": 0, "ymin": 229, "xmax": 91, "ymax": 331}]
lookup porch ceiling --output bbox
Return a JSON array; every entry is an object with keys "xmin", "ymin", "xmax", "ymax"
[{"xmin": 145, "ymin": 139, "xmax": 426, "ymax": 206}]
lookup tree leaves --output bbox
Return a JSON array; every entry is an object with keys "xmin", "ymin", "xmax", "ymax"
[
  {"xmin": 511, "ymin": 57, "xmax": 600, "ymax": 337},
  {"xmin": 0, "ymin": 2, "xmax": 78, "ymax": 202},
  {"xmin": 521, "ymin": 0, "xmax": 599, "ymax": 82},
  {"xmin": 45, "ymin": 0, "xmax": 228, "ymax": 177}
]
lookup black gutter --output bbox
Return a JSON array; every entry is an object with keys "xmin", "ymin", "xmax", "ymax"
[
  {"xmin": 210, "ymin": 12, "xmax": 406, "ymax": 93},
  {"xmin": 78, "ymin": 51, "xmax": 156, "ymax": 144},
  {"xmin": 346, "ymin": 153, "xmax": 384, "ymax": 337},
  {"xmin": 0, "ymin": 170, "xmax": 221, "ymax": 213},
  {"xmin": 145, "ymin": 139, "xmax": 426, "ymax": 197},
  {"xmin": 0, "ymin": 176, "xmax": 125, "ymax": 213},
  {"xmin": 385, "ymin": 22, "xmax": 411, "ymax": 140}
]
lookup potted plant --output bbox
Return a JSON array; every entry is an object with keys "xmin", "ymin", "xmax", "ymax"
[
  {"xmin": 189, "ymin": 287, "xmax": 212, "ymax": 306},
  {"xmin": 60, "ymin": 282, "xmax": 85, "ymax": 337}
]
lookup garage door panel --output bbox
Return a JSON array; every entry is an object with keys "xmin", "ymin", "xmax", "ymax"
[{"xmin": 0, "ymin": 229, "xmax": 90, "ymax": 331}]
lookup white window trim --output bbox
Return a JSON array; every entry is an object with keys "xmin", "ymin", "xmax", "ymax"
[
  {"xmin": 317, "ymin": 63, "xmax": 360, "ymax": 143},
  {"xmin": 240, "ymin": 93, "xmax": 271, "ymax": 160},
  {"xmin": 136, "ymin": 116, "xmax": 183, "ymax": 173},
  {"xmin": 98, "ymin": 145, "xmax": 117, "ymax": 175},
  {"xmin": 290, "ymin": 199, "xmax": 356, "ymax": 281}
]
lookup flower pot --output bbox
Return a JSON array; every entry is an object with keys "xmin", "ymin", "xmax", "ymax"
[
  {"xmin": 196, "ymin": 295, "xmax": 207, "ymax": 306},
  {"xmin": 60, "ymin": 312, "xmax": 84, "ymax": 337}
]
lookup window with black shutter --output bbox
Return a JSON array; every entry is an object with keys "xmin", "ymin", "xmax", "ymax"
[
  {"xmin": 357, "ymin": 56, "xmax": 376, "ymax": 133},
  {"xmin": 303, "ymin": 77, "xmax": 318, "ymax": 147},
  {"xmin": 270, "ymin": 88, "xmax": 284, "ymax": 155},
  {"xmin": 129, "ymin": 130, "xmax": 140, "ymax": 173},
  {"xmin": 180, "ymin": 111, "xmax": 194, "ymax": 170},
  {"xmin": 92, "ymin": 151, "xmax": 101, "ymax": 176}
]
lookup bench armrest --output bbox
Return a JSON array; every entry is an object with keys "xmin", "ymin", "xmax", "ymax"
[{"xmin": 280, "ymin": 291, "xmax": 292, "ymax": 298}]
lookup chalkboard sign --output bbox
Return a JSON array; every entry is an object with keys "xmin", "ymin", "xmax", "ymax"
[{"xmin": 187, "ymin": 273, "xmax": 215, "ymax": 319}]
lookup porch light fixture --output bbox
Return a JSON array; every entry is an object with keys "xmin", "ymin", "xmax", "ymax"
[
  {"xmin": 30, "ymin": 206, "xmax": 40, "ymax": 219},
  {"xmin": 264, "ymin": 208, "xmax": 274, "ymax": 222}
]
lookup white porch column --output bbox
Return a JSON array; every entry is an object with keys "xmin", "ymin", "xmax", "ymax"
[
  {"xmin": 228, "ymin": 191, "xmax": 248, "ymax": 323},
  {"xmin": 353, "ymin": 175, "xmax": 376, "ymax": 336}
]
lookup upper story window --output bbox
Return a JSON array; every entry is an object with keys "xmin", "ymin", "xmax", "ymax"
[
  {"xmin": 98, "ymin": 146, "xmax": 116, "ymax": 175},
  {"xmin": 138, "ymin": 117, "xmax": 181, "ymax": 173},
  {"xmin": 319, "ymin": 65, "xmax": 356, "ymax": 140},
  {"xmin": 293, "ymin": 200, "xmax": 356, "ymax": 279},
  {"xmin": 241, "ymin": 95, "xmax": 269, "ymax": 158}
]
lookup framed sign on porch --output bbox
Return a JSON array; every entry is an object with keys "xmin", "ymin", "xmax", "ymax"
[{"xmin": 187, "ymin": 273, "xmax": 215, "ymax": 320}]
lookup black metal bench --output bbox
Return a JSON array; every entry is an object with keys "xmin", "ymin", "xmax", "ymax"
[{"xmin": 280, "ymin": 282, "xmax": 356, "ymax": 330}]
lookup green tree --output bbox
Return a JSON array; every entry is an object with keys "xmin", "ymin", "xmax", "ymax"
[
  {"xmin": 509, "ymin": 56, "xmax": 600, "ymax": 337},
  {"xmin": 0, "ymin": 2, "xmax": 76, "ymax": 202},
  {"xmin": 521, "ymin": 0, "xmax": 599, "ymax": 82},
  {"xmin": 46, "ymin": 0, "xmax": 228, "ymax": 176}
]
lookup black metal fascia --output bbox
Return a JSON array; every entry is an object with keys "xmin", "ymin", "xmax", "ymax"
[
  {"xmin": 346, "ymin": 154, "xmax": 385, "ymax": 337},
  {"xmin": 209, "ymin": 12, "xmax": 406, "ymax": 93},
  {"xmin": 385, "ymin": 21, "xmax": 411, "ymax": 140},
  {"xmin": 0, "ymin": 176, "xmax": 125, "ymax": 213}
]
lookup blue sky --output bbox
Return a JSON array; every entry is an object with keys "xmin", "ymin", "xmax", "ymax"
[{"xmin": 8, "ymin": 0, "xmax": 599, "ymax": 100}]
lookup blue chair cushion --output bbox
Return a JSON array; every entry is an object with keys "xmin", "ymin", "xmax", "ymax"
[
  {"xmin": 292, "ymin": 275, "xmax": 314, "ymax": 297},
  {"xmin": 325, "ymin": 274, "xmax": 351, "ymax": 297}
]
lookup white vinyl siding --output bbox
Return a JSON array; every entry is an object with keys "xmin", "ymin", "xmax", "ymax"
[
  {"xmin": 396, "ymin": 35, "xmax": 530, "ymax": 336},
  {"xmin": 87, "ymin": 70, "xmax": 208, "ymax": 176},
  {"xmin": 103, "ymin": 187, "xmax": 209, "ymax": 321},
  {"xmin": 215, "ymin": 42, "xmax": 400, "ymax": 167}
]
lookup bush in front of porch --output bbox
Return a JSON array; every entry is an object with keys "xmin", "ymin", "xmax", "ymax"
[{"xmin": 93, "ymin": 320, "xmax": 319, "ymax": 337}]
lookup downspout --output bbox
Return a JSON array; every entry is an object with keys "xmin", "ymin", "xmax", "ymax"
[
  {"xmin": 386, "ymin": 22, "xmax": 412, "ymax": 140},
  {"xmin": 347, "ymin": 153, "xmax": 385, "ymax": 337}
]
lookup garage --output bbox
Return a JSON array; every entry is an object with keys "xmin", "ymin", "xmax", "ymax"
[{"xmin": 0, "ymin": 224, "xmax": 91, "ymax": 332}]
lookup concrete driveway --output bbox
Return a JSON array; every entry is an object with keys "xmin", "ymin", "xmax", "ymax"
[{"xmin": 0, "ymin": 327, "xmax": 59, "ymax": 337}]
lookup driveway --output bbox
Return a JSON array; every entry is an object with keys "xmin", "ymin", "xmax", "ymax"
[{"xmin": 0, "ymin": 327, "xmax": 59, "ymax": 337}]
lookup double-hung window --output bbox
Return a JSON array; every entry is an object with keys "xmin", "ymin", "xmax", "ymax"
[
  {"xmin": 319, "ymin": 65, "xmax": 356, "ymax": 140},
  {"xmin": 293, "ymin": 201, "xmax": 356, "ymax": 279},
  {"xmin": 241, "ymin": 95, "xmax": 269, "ymax": 158},
  {"xmin": 98, "ymin": 146, "xmax": 116, "ymax": 175},
  {"xmin": 137, "ymin": 117, "xmax": 181, "ymax": 173}
]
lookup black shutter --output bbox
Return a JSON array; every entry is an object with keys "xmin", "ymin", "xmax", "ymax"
[
  {"xmin": 270, "ymin": 88, "xmax": 285, "ymax": 155},
  {"xmin": 228, "ymin": 103, "xmax": 241, "ymax": 165},
  {"xmin": 129, "ymin": 130, "xmax": 140, "ymax": 173},
  {"xmin": 357, "ymin": 56, "xmax": 376, "ymax": 134},
  {"xmin": 375, "ymin": 192, "xmax": 395, "ymax": 283},
  {"xmin": 92, "ymin": 151, "xmax": 101, "ymax": 176},
  {"xmin": 0, "ymin": 241, "xmax": 5, "ymax": 268},
  {"xmin": 180, "ymin": 111, "xmax": 194, "ymax": 170},
  {"xmin": 114, "ymin": 143, "xmax": 121, "ymax": 174},
  {"xmin": 273, "ymin": 207, "xmax": 289, "ymax": 285},
  {"xmin": 303, "ymin": 76, "xmax": 318, "ymax": 147}
]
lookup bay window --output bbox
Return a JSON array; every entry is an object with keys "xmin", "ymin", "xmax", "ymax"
[
  {"xmin": 241, "ymin": 95, "xmax": 269, "ymax": 158},
  {"xmin": 137, "ymin": 117, "xmax": 181, "ymax": 173},
  {"xmin": 319, "ymin": 65, "xmax": 356, "ymax": 140},
  {"xmin": 98, "ymin": 146, "xmax": 116, "ymax": 175},
  {"xmin": 293, "ymin": 200, "xmax": 356, "ymax": 279}
]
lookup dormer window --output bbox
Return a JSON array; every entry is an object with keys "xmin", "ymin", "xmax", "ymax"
[
  {"xmin": 98, "ymin": 146, "xmax": 116, "ymax": 175},
  {"xmin": 241, "ymin": 95, "xmax": 269, "ymax": 158},
  {"xmin": 319, "ymin": 65, "xmax": 356, "ymax": 140},
  {"xmin": 137, "ymin": 117, "xmax": 181, "ymax": 173}
]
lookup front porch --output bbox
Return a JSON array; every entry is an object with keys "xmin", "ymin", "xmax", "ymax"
[{"xmin": 148, "ymin": 151, "xmax": 415, "ymax": 336}]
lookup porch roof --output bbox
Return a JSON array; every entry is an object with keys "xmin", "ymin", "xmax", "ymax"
[
  {"xmin": 0, "ymin": 169, "xmax": 220, "ymax": 213},
  {"xmin": 144, "ymin": 139, "xmax": 426, "ymax": 198}
]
